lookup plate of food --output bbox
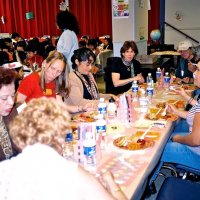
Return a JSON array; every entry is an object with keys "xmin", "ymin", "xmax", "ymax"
[
  {"xmin": 155, "ymin": 100, "xmax": 185, "ymax": 109},
  {"xmin": 181, "ymin": 84, "xmax": 197, "ymax": 91},
  {"xmin": 71, "ymin": 111, "xmax": 98, "ymax": 122},
  {"xmin": 113, "ymin": 135, "xmax": 155, "ymax": 151},
  {"xmin": 145, "ymin": 110, "xmax": 178, "ymax": 121},
  {"xmin": 135, "ymin": 131, "xmax": 160, "ymax": 140}
]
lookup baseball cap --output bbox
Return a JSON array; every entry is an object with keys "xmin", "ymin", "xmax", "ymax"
[{"xmin": 177, "ymin": 40, "xmax": 193, "ymax": 51}]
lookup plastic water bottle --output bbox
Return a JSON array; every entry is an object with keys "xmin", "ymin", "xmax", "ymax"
[
  {"xmin": 132, "ymin": 80, "xmax": 139, "ymax": 101},
  {"xmin": 98, "ymin": 98, "xmax": 107, "ymax": 118},
  {"xmin": 83, "ymin": 127, "xmax": 96, "ymax": 173},
  {"xmin": 163, "ymin": 72, "xmax": 170, "ymax": 90},
  {"xmin": 107, "ymin": 97, "xmax": 117, "ymax": 121},
  {"xmin": 63, "ymin": 128, "xmax": 74, "ymax": 160},
  {"xmin": 146, "ymin": 80, "xmax": 154, "ymax": 104},
  {"xmin": 139, "ymin": 89, "xmax": 149, "ymax": 113},
  {"xmin": 96, "ymin": 114, "xmax": 107, "ymax": 149},
  {"xmin": 156, "ymin": 68, "xmax": 161, "ymax": 81},
  {"xmin": 146, "ymin": 73, "xmax": 153, "ymax": 87}
]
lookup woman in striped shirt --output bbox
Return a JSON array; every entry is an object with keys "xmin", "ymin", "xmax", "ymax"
[{"xmin": 160, "ymin": 62, "xmax": 200, "ymax": 170}]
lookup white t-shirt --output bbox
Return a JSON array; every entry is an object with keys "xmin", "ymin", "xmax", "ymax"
[
  {"xmin": 57, "ymin": 29, "xmax": 78, "ymax": 71},
  {"xmin": 0, "ymin": 143, "xmax": 82, "ymax": 200}
]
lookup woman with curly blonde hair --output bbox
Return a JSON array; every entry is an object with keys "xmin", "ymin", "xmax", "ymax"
[
  {"xmin": 0, "ymin": 98, "xmax": 127, "ymax": 200},
  {"xmin": 10, "ymin": 97, "xmax": 70, "ymax": 154}
]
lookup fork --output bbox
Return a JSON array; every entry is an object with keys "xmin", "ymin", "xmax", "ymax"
[
  {"xmin": 161, "ymin": 105, "xmax": 168, "ymax": 116},
  {"xmin": 139, "ymin": 126, "xmax": 152, "ymax": 140}
]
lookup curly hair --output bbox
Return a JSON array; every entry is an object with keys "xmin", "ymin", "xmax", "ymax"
[
  {"xmin": 120, "ymin": 41, "xmax": 139, "ymax": 58},
  {"xmin": 0, "ymin": 68, "xmax": 17, "ymax": 89},
  {"xmin": 56, "ymin": 10, "xmax": 79, "ymax": 35},
  {"xmin": 9, "ymin": 98, "xmax": 71, "ymax": 153}
]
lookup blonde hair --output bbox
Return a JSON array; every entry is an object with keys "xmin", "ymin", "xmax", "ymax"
[
  {"xmin": 40, "ymin": 50, "xmax": 70, "ymax": 98},
  {"xmin": 9, "ymin": 98, "xmax": 70, "ymax": 153}
]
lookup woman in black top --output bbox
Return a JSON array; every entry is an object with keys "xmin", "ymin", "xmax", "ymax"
[{"xmin": 111, "ymin": 41, "xmax": 144, "ymax": 95}]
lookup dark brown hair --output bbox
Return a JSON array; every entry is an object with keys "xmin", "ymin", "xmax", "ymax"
[
  {"xmin": 0, "ymin": 68, "xmax": 17, "ymax": 90},
  {"xmin": 120, "ymin": 41, "xmax": 139, "ymax": 58}
]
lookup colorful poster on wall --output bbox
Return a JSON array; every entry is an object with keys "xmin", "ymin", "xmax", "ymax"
[{"xmin": 112, "ymin": 0, "xmax": 129, "ymax": 18}]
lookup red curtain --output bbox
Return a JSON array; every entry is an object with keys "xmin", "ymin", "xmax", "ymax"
[
  {"xmin": 69, "ymin": 0, "xmax": 112, "ymax": 38},
  {"xmin": 0, "ymin": 0, "xmax": 112, "ymax": 39},
  {"xmin": 0, "ymin": 0, "xmax": 61, "ymax": 38},
  {"xmin": 0, "ymin": 0, "xmax": 158, "ymax": 41}
]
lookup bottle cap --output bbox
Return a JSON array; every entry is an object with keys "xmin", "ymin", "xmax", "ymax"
[
  {"xmin": 148, "ymin": 73, "xmax": 151, "ymax": 76},
  {"xmin": 109, "ymin": 97, "xmax": 115, "ymax": 103},
  {"xmin": 133, "ymin": 80, "xmax": 137, "ymax": 84},
  {"xmin": 99, "ymin": 98, "xmax": 105, "ymax": 102}
]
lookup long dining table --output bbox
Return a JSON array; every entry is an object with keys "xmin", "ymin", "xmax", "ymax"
[
  {"xmin": 71, "ymin": 84, "xmax": 191, "ymax": 200},
  {"xmin": 95, "ymin": 86, "xmax": 187, "ymax": 200}
]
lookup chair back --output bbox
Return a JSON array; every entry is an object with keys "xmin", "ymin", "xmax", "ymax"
[
  {"xmin": 99, "ymin": 50, "xmax": 113, "ymax": 68},
  {"xmin": 104, "ymin": 57, "xmax": 120, "ymax": 94}
]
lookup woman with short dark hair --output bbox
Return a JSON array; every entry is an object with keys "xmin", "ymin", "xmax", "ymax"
[
  {"xmin": 65, "ymin": 48, "xmax": 116, "ymax": 108},
  {"xmin": 0, "ymin": 68, "xmax": 18, "ymax": 161},
  {"xmin": 111, "ymin": 41, "xmax": 144, "ymax": 95}
]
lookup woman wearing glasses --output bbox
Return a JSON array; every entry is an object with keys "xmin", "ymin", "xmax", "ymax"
[{"xmin": 65, "ymin": 48, "xmax": 116, "ymax": 108}]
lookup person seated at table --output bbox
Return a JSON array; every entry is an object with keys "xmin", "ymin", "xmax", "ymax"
[
  {"xmin": 26, "ymin": 43, "xmax": 44, "ymax": 70},
  {"xmin": 111, "ymin": 41, "xmax": 144, "ymax": 95},
  {"xmin": 80, "ymin": 35, "xmax": 90, "ymax": 45},
  {"xmin": 16, "ymin": 50, "xmax": 67, "ymax": 104},
  {"xmin": 79, "ymin": 40, "xmax": 87, "ymax": 49},
  {"xmin": 16, "ymin": 50, "xmax": 91, "ymax": 113},
  {"xmin": 187, "ymin": 45, "xmax": 200, "ymax": 73},
  {"xmin": 65, "ymin": 48, "xmax": 117, "ymax": 108},
  {"xmin": 3, "ymin": 38, "xmax": 14, "ymax": 52},
  {"xmin": 0, "ymin": 68, "xmax": 19, "ymax": 161},
  {"xmin": 0, "ymin": 97, "xmax": 127, "ymax": 200},
  {"xmin": 14, "ymin": 40, "xmax": 27, "ymax": 51},
  {"xmin": 175, "ymin": 40, "xmax": 195, "ymax": 84},
  {"xmin": 87, "ymin": 38, "xmax": 101, "ymax": 56},
  {"xmin": 102, "ymin": 37, "xmax": 113, "ymax": 51},
  {"xmin": 0, "ymin": 51, "xmax": 9, "ymax": 66},
  {"xmin": 11, "ymin": 32, "xmax": 25, "ymax": 46},
  {"xmin": 0, "ymin": 43, "xmax": 13, "ymax": 61},
  {"xmin": 160, "ymin": 63, "xmax": 200, "ymax": 170},
  {"xmin": 2, "ymin": 61, "xmax": 25, "ymax": 90}
]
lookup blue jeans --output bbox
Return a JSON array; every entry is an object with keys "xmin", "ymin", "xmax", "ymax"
[
  {"xmin": 173, "ymin": 118, "xmax": 189, "ymax": 133},
  {"xmin": 161, "ymin": 132, "xmax": 200, "ymax": 170}
]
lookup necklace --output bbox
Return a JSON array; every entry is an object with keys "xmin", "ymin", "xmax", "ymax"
[
  {"xmin": 0, "ymin": 116, "xmax": 13, "ymax": 159},
  {"xmin": 122, "ymin": 59, "xmax": 132, "ymax": 71},
  {"xmin": 126, "ymin": 66, "xmax": 131, "ymax": 71}
]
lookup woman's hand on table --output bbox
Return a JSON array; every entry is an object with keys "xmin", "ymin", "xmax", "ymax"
[
  {"xmin": 182, "ymin": 77, "xmax": 191, "ymax": 84},
  {"xmin": 167, "ymin": 104, "xmax": 178, "ymax": 115},
  {"xmin": 98, "ymin": 171, "xmax": 128, "ymax": 200},
  {"xmin": 82, "ymin": 103, "xmax": 96, "ymax": 112},
  {"xmin": 134, "ymin": 74, "xmax": 144, "ymax": 83},
  {"xmin": 174, "ymin": 87, "xmax": 188, "ymax": 98}
]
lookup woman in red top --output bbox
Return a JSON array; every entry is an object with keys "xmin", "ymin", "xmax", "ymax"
[
  {"xmin": 16, "ymin": 50, "xmax": 92, "ymax": 113},
  {"xmin": 16, "ymin": 50, "xmax": 69, "ymax": 103}
]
